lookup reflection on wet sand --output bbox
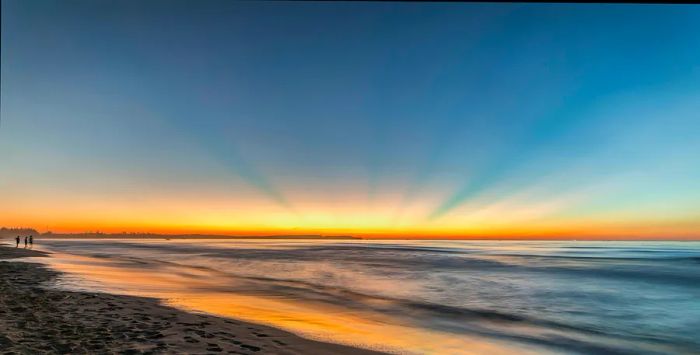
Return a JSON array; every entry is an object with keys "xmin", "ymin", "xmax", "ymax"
[
  {"xmin": 37, "ymin": 251, "xmax": 534, "ymax": 355},
  {"xmin": 29, "ymin": 239, "xmax": 700, "ymax": 354}
]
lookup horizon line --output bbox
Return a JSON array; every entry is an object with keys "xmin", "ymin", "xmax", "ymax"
[{"xmin": 2, "ymin": 227, "xmax": 699, "ymax": 241}]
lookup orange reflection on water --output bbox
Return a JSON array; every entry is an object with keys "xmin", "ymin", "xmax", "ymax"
[{"xmin": 36, "ymin": 252, "xmax": 540, "ymax": 355}]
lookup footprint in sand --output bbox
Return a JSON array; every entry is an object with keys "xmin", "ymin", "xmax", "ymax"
[
  {"xmin": 240, "ymin": 344, "xmax": 262, "ymax": 352},
  {"xmin": 184, "ymin": 336, "xmax": 199, "ymax": 343}
]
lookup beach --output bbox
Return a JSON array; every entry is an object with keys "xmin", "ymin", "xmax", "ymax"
[
  {"xmin": 0, "ymin": 245, "xmax": 381, "ymax": 354},
  {"xmin": 2, "ymin": 239, "xmax": 699, "ymax": 354}
]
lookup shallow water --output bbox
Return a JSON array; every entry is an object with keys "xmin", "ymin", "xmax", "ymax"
[{"xmin": 27, "ymin": 239, "xmax": 700, "ymax": 354}]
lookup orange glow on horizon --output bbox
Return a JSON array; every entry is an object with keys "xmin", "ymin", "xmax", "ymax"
[
  {"xmin": 3, "ymin": 180, "xmax": 699, "ymax": 240},
  {"xmin": 4, "ymin": 218, "xmax": 699, "ymax": 240}
]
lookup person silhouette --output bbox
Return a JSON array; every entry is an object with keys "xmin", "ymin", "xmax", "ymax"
[
  {"xmin": 29, "ymin": 235, "xmax": 33, "ymax": 246},
  {"xmin": 15, "ymin": 236, "xmax": 20, "ymax": 247},
  {"xmin": 24, "ymin": 236, "xmax": 28, "ymax": 248}
]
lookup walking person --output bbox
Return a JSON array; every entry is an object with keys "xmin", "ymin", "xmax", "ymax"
[
  {"xmin": 29, "ymin": 235, "xmax": 33, "ymax": 246},
  {"xmin": 24, "ymin": 236, "xmax": 28, "ymax": 248},
  {"xmin": 15, "ymin": 236, "xmax": 20, "ymax": 247}
]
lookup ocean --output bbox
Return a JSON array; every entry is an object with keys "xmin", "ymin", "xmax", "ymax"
[{"xmin": 27, "ymin": 239, "xmax": 700, "ymax": 354}]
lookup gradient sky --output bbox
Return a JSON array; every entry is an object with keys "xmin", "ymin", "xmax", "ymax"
[{"xmin": 2, "ymin": 1, "xmax": 700, "ymax": 238}]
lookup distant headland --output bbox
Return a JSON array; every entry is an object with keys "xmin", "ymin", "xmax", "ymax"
[{"xmin": 0, "ymin": 227, "xmax": 360, "ymax": 240}]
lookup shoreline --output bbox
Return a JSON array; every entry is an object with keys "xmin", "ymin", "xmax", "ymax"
[{"xmin": 0, "ymin": 245, "xmax": 383, "ymax": 354}]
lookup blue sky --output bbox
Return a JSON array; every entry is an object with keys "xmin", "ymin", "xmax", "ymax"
[{"xmin": 2, "ymin": 1, "xmax": 699, "ymax": 237}]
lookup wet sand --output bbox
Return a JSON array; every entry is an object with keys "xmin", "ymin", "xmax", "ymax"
[{"xmin": 0, "ymin": 245, "xmax": 382, "ymax": 354}]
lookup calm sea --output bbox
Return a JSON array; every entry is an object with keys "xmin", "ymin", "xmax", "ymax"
[{"xmin": 26, "ymin": 239, "xmax": 700, "ymax": 354}]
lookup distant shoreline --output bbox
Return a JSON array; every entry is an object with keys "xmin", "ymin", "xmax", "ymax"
[
  {"xmin": 34, "ymin": 235, "xmax": 362, "ymax": 240},
  {"xmin": 0, "ymin": 228, "xmax": 361, "ymax": 240}
]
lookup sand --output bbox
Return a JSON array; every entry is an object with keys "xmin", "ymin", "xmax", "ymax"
[{"xmin": 0, "ymin": 245, "xmax": 383, "ymax": 354}]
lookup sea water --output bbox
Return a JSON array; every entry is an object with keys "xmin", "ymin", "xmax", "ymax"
[{"xmin": 29, "ymin": 239, "xmax": 700, "ymax": 354}]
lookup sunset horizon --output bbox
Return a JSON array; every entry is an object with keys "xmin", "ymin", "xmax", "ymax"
[
  {"xmin": 2, "ymin": 1, "xmax": 699, "ymax": 353},
  {"xmin": 4, "ymin": 224, "xmax": 700, "ymax": 241},
  {"xmin": 3, "ymin": 2, "xmax": 699, "ymax": 242}
]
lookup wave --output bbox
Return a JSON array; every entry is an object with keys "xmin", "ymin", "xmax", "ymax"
[{"xmin": 40, "ymin": 240, "xmax": 700, "ymax": 354}]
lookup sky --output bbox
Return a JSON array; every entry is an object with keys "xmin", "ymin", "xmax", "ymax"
[{"xmin": 2, "ymin": 1, "xmax": 700, "ymax": 239}]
